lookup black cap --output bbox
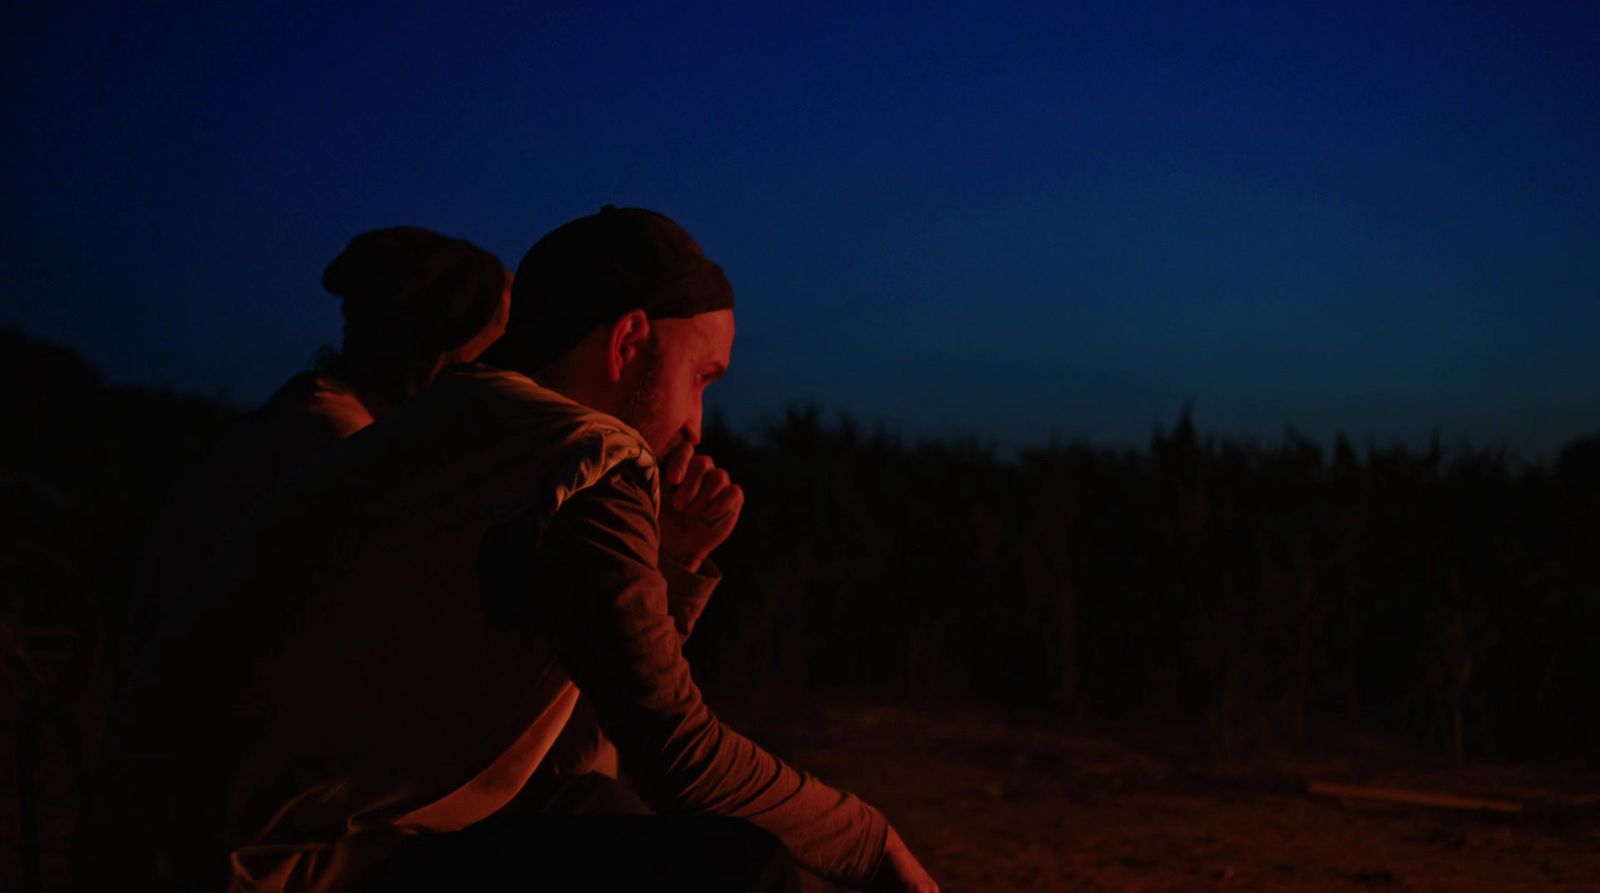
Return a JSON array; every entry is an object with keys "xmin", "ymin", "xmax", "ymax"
[
  {"xmin": 323, "ymin": 226, "xmax": 508, "ymax": 360},
  {"xmin": 493, "ymin": 206, "xmax": 734, "ymax": 372}
]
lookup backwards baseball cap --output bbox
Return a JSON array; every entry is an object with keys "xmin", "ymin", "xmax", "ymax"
[
  {"xmin": 489, "ymin": 205, "xmax": 734, "ymax": 373},
  {"xmin": 323, "ymin": 226, "xmax": 508, "ymax": 360}
]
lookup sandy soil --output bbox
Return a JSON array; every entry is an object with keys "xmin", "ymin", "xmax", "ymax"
[
  {"xmin": 5, "ymin": 693, "xmax": 1597, "ymax": 891},
  {"xmin": 717, "ymin": 694, "xmax": 1600, "ymax": 893}
]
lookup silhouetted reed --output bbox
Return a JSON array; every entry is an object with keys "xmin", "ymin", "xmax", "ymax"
[{"xmin": 4, "ymin": 329, "xmax": 1596, "ymax": 760}]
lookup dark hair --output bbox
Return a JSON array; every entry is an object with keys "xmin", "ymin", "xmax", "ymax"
[{"xmin": 321, "ymin": 226, "xmax": 507, "ymax": 400}]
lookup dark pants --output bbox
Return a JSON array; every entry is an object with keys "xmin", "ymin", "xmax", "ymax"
[{"xmin": 362, "ymin": 773, "xmax": 803, "ymax": 893}]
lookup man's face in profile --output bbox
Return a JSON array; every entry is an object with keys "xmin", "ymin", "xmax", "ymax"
[{"xmin": 618, "ymin": 309, "xmax": 733, "ymax": 458}]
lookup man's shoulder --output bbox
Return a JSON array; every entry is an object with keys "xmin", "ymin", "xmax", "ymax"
[
  {"xmin": 263, "ymin": 372, "xmax": 374, "ymax": 439},
  {"xmin": 431, "ymin": 364, "xmax": 661, "ymax": 510},
  {"xmin": 437, "ymin": 365, "xmax": 641, "ymax": 441}
]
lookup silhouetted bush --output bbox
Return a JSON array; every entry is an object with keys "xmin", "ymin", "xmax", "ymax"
[
  {"xmin": 694, "ymin": 407, "xmax": 1600, "ymax": 760},
  {"xmin": 3, "ymin": 330, "xmax": 1596, "ymax": 759}
]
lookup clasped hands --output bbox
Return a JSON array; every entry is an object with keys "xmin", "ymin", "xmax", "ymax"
[{"xmin": 657, "ymin": 444, "xmax": 744, "ymax": 574}]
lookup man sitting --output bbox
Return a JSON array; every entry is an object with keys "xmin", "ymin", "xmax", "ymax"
[{"xmin": 112, "ymin": 206, "xmax": 937, "ymax": 892}]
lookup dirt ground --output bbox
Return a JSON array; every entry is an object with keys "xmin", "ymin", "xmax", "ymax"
[
  {"xmin": 5, "ymin": 693, "xmax": 1597, "ymax": 891},
  {"xmin": 716, "ymin": 693, "xmax": 1600, "ymax": 893}
]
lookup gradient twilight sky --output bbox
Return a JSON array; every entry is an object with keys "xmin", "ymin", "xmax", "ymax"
[{"xmin": 3, "ymin": 2, "xmax": 1597, "ymax": 458}]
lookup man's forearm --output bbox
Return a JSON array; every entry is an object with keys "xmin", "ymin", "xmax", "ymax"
[{"xmin": 532, "ymin": 467, "xmax": 889, "ymax": 886}]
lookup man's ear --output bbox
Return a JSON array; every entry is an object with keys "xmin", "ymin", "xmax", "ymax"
[{"xmin": 606, "ymin": 309, "xmax": 651, "ymax": 383}]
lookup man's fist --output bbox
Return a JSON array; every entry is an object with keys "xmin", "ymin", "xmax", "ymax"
[
  {"xmin": 658, "ymin": 444, "xmax": 743, "ymax": 573},
  {"xmin": 865, "ymin": 826, "xmax": 939, "ymax": 893}
]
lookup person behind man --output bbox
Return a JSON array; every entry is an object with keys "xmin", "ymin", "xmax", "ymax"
[
  {"xmin": 118, "ymin": 206, "xmax": 938, "ymax": 892},
  {"xmin": 132, "ymin": 226, "xmax": 510, "ymax": 606},
  {"xmin": 214, "ymin": 225, "xmax": 512, "ymax": 488},
  {"xmin": 81, "ymin": 226, "xmax": 512, "ymax": 888},
  {"xmin": 138, "ymin": 225, "xmax": 510, "ymax": 622}
]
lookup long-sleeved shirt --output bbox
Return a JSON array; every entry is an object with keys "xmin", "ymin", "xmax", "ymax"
[{"xmin": 133, "ymin": 365, "xmax": 887, "ymax": 892}]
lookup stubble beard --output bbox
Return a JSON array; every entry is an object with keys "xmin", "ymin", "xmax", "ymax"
[{"xmin": 618, "ymin": 348, "xmax": 671, "ymax": 455}]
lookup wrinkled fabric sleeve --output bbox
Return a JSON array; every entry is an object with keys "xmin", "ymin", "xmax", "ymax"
[
  {"xmin": 543, "ymin": 557, "xmax": 717, "ymax": 776},
  {"xmin": 660, "ymin": 555, "xmax": 718, "ymax": 639},
  {"xmin": 530, "ymin": 463, "xmax": 889, "ymax": 887}
]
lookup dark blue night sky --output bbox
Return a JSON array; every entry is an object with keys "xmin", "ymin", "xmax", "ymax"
[{"xmin": 4, "ymin": 1, "xmax": 1597, "ymax": 458}]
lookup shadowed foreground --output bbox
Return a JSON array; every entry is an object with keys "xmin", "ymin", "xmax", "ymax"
[
  {"xmin": 5, "ymin": 689, "xmax": 1598, "ymax": 891},
  {"xmin": 720, "ymin": 694, "xmax": 1600, "ymax": 893}
]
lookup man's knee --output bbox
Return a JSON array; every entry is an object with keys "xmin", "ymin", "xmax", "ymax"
[
  {"xmin": 517, "ymin": 770, "xmax": 651, "ymax": 816},
  {"xmin": 687, "ymin": 818, "xmax": 803, "ymax": 893}
]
